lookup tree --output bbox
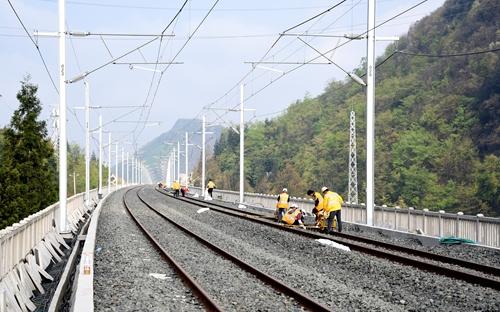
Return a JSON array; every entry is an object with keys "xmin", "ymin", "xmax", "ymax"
[{"xmin": 0, "ymin": 78, "xmax": 58, "ymax": 229}]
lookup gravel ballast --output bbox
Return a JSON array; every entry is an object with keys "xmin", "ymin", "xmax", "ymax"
[
  {"xmin": 188, "ymin": 192, "xmax": 500, "ymax": 268},
  {"xmin": 127, "ymin": 188, "xmax": 305, "ymax": 312},
  {"xmin": 144, "ymin": 186, "xmax": 500, "ymax": 311},
  {"xmin": 94, "ymin": 188, "xmax": 202, "ymax": 312}
]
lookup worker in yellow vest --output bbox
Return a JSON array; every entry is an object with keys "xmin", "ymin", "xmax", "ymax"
[
  {"xmin": 307, "ymin": 189, "xmax": 325, "ymax": 229},
  {"xmin": 282, "ymin": 204, "xmax": 306, "ymax": 229},
  {"xmin": 207, "ymin": 179, "xmax": 216, "ymax": 198},
  {"xmin": 321, "ymin": 186, "xmax": 343, "ymax": 233},
  {"xmin": 172, "ymin": 181, "xmax": 181, "ymax": 198},
  {"xmin": 276, "ymin": 188, "xmax": 290, "ymax": 222}
]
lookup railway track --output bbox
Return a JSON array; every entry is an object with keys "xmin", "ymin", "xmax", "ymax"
[
  {"xmin": 124, "ymin": 187, "xmax": 333, "ymax": 311},
  {"xmin": 156, "ymin": 187, "xmax": 500, "ymax": 291}
]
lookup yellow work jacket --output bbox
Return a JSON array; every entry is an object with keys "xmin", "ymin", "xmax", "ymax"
[
  {"xmin": 276, "ymin": 193, "xmax": 289, "ymax": 209},
  {"xmin": 207, "ymin": 181, "xmax": 215, "ymax": 189},
  {"xmin": 313, "ymin": 192, "xmax": 324, "ymax": 211},
  {"xmin": 172, "ymin": 182, "xmax": 180, "ymax": 190},
  {"xmin": 322, "ymin": 191, "xmax": 343, "ymax": 212}
]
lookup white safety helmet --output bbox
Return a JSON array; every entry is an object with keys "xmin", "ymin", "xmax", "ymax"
[
  {"xmin": 321, "ymin": 186, "xmax": 328, "ymax": 193},
  {"xmin": 282, "ymin": 188, "xmax": 288, "ymax": 193},
  {"xmin": 290, "ymin": 203, "xmax": 299, "ymax": 208}
]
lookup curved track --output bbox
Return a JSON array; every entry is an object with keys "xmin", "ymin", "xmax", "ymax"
[
  {"xmin": 125, "ymin": 187, "xmax": 333, "ymax": 311},
  {"xmin": 156, "ymin": 188, "xmax": 500, "ymax": 291},
  {"xmin": 123, "ymin": 187, "xmax": 223, "ymax": 311}
]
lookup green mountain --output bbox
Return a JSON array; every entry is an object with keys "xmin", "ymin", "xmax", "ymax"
[
  {"xmin": 140, "ymin": 119, "xmax": 222, "ymax": 183},
  {"xmin": 205, "ymin": 0, "xmax": 500, "ymax": 216}
]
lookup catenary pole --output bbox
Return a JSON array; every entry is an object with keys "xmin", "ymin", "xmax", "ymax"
[
  {"xmin": 131, "ymin": 155, "xmax": 134, "ymax": 184},
  {"xmin": 366, "ymin": 0, "xmax": 375, "ymax": 226},
  {"xmin": 185, "ymin": 132, "xmax": 188, "ymax": 185},
  {"xmin": 84, "ymin": 81, "xmax": 90, "ymax": 208},
  {"xmin": 121, "ymin": 147, "xmax": 124, "ymax": 187},
  {"xmin": 58, "ymin": 0, "xmax": 68, "ymax": 232},
  {"xmin": 98, "ymin": 114, "xmax": 103, "ymax": 198},
  {"xmin": 115, "ymin": 142, "xmax": 118, "ymax": 190},
  {"xmin": 126, "ymin": 152, "xmax": 129, "ymax": 185},
  {"xmin": 239, "ymin": 84, "xmax": 244, "ymax": 204},
  {"xmin": 202, "ymin": 116, "xmax": 206, "ymax": 197},
  {"xmin": 107, "ymin": 132, "xmax": 111, "ymax": 193},
  {"xmin": 177, "ymin": 141, "xmax": 180, "ymax": 184}
]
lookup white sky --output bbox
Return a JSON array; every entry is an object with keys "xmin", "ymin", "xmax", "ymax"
[{"xmin": 0, "ymin": 0, "xmax": 445, "ymax": 158}]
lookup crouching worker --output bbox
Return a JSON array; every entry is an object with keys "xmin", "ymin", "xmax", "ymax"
[
  {"xmin": 181, "ymin": 185, "xmax": 189, "ymax": 197},
  {"xmin": 281, "ymin": 204, "xmax": 306, "ymax": 229},
  {"xmin": 275, "ymin": 188, "xmax": 290, "ymax": 222},
  {"xmin": 172, "ymin": 180, "xmax": 181, "ymax": 198},
  {"xmin": 307, "ymin": 189, "xmax": 324, "ymax": 228}
]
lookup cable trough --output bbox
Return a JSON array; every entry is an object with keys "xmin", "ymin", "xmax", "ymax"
[
  {"xmin": 156, "ymin": 188, "xmax": 500, "ymax": 291},
  {"xmin": 126, "ymin": 187, "xmax": 333, "ymax": 311}
]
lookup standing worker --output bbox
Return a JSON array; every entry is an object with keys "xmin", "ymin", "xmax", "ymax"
[
  {"xmin": 307, "ymin": 189, "xmax": 325, "ymax": 229},
  {"xmin": 321, "ymin": 186, "xmax": 343, "ymax": 233},
  {"xmin": 172, "ymin": 180, "xmax": 180, "ymax": 198},
  {"xmin": 276, "ymin": 188, "xmax": 290, "ymax": 222},
  {"xmin": 207, "ymin": 179, "xmax": 216, "ymax": 199}
]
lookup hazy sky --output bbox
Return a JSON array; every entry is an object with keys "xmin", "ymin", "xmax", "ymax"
[{"xmin": 0, "ymin": 0, "xmax": 445, "ymax": 159}]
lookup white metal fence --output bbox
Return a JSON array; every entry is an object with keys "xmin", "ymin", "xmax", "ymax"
[
  {"xmin": 0, "ymin": 187, "xmax": 109, "ymax": 311},
  {"xmin": 190, "ymin": 187, "xmax": 500, "ymax": 248}
]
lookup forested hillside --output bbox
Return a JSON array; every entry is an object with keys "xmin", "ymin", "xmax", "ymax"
[{"xmin": 205, "ymin": 0, "xmax": 499, "ymax": 216}]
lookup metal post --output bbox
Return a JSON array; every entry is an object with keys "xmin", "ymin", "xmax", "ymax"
[
  {"xmin": 366, "ymin": 0, "xmax": 376, "ymax": 226},
  {"xmin": 84, "ymin": 81, "xmax": 90, "ymax": 208},
  {"xmin": 348, "ymin": 111, "xmax": 359, "ymax": 204},
  {"xmin": 172, "ymin": 147, "xmax": 176, "ymax": 181},
  {"xmin": 177, "ymin": 141, "xmax": 180, "ymax": 184},
  {"xmin": 131, "ymin": 156, "xmax": 134, "ymax": 184},
  {"xmin": 98, "ymin": 115, "xmax": 103, "ymax": 198},
  {"xmin": 121, "ymin": 148, "xmax": 124, "ymax": 187},
  {"xmin": 165, "ymin": 155, "xmax": 170, "ymax": 186},
  {"xmin": 185, "ymin": 132, "xmax": 188, "ymax": 186},
  {"xmin": 72, "ymin": 172, "xmax": 76, "ymax": 196},
  {"xmin": 202, "ymin": 116, "xmax": 206, "ymax": 196},
  {"xmin": 239, "ymin": 84, "xmax": 244, "ymax": 204},
  {"xmin": 115, "ymin": 142, "xmax": 118, "ymax": 190},
  {"xmin": 126, "ymin": 152, "xmax": 129, "ymax": 185},
  {"xmin": 107, "ymin": 132, "xmax": 111, "ymax": 193},
  {"xmin": 58, "ymin": 0, "xmax": 67, "ymax": 232},
  {"xmin": 134, "ymin": 156, "xmax": 137, "ymax": 184}
]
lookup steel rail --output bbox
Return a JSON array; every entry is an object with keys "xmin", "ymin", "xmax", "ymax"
[
  {"xmin": 122, "ymin": 188, "xmax": 224, "ymax": 312},
  {"xmin": 137, "ymin": 188, "xmax": 333, "ymax": 312},
  {"xmin": 172, "ymin": 191, "xmax": 500, "ymax": 277},
  {"xmin": 156, "ymin": 188, "xmax": 500, "ymax": 291}
]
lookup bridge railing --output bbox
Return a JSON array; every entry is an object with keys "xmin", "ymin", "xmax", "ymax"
[
  {"xmin": 0, "ymin": 187, "xmax": 106, "ymax": 280},
  {"xmin": 190, "ymin": 187, "xmax": 500, "ymax": 248}
]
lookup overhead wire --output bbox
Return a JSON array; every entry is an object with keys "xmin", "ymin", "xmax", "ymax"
[
  {"xmin": 134, "ymin": 0, "xmax": 222, "ymax": 143},
  {"xmin": 206, "ymin": 0, "xmax": 361, "ymax": 126},
  {"xmin": 204, "ymin": 0, "xmax": 351, "ymax": 114},
  {"xmin": 6, "ymin": 0, "xmax": 59, "ymax": 94},
  {"xmin": 130, "ymin": 0, "xmax": 190, "ymax": 145},
  {"xmin": 36, "ymin": 0, "xmax": 344, "ymax": 12},
  {"xmin": 358, "ymin": 47, "xmax": 500, "ymax": 78},
  {"xmin": 211, "ymin": 0, "xmax": 431, "ymax": 121}
]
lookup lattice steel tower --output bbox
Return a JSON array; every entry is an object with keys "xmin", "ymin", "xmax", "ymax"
[{"xmin": 348, "ymin": 110, "xmax": 359, "ymax": 204}]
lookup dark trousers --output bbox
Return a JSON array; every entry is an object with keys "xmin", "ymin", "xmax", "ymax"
[
  {"xmin": 327, "ymin": 210, "xmax": 342, "ymax": 233},
  {"xmin": 208, "ymin": 188, "xmax": 214, "ymax": 198},
  {"xmin": 174, "ymin": 189, "xmax": 179, "ymax": 197},
  {"xmin": 277, "ymin": 208, "xmax": 286, "ymax": 222},
  {"xmin": 181, "ymin": 189, "xmax": 186, "ymax": 197}
]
